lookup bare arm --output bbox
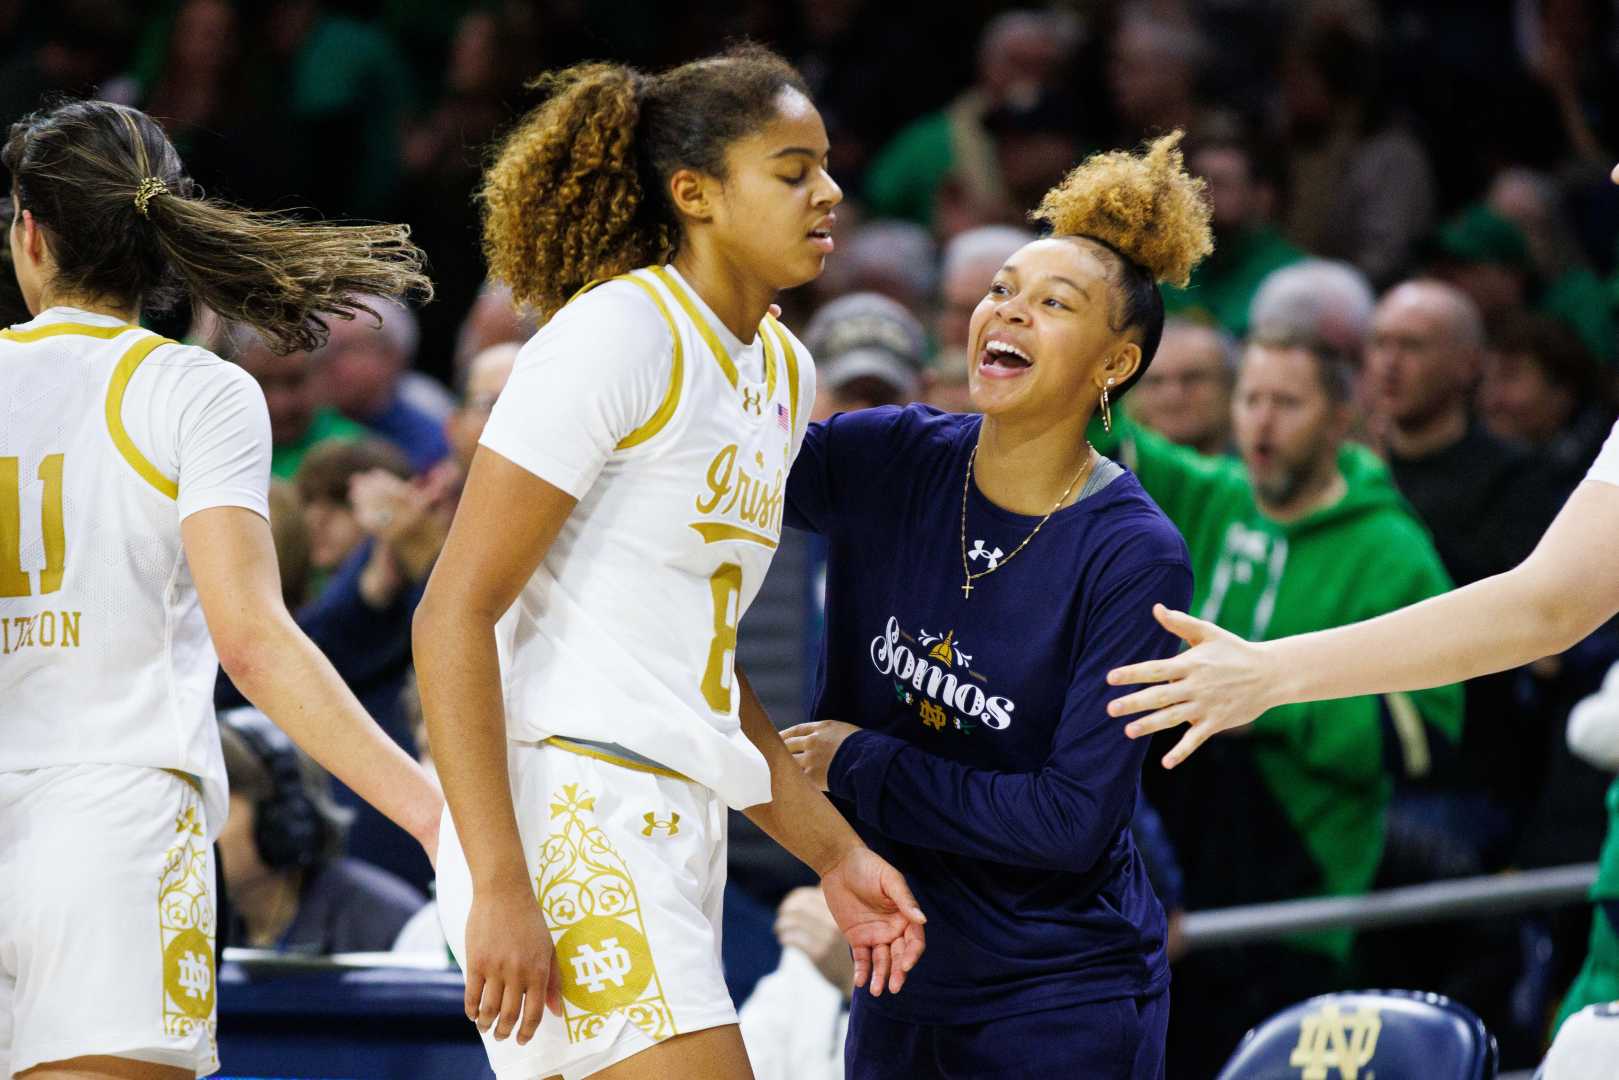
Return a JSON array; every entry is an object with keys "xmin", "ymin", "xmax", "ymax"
[
  {"xmin": 412, "ymin": 446, "xmax": 571, "ymax": 1043},
  {"xmin": 182, "ymin": 506, "xmax": 441, "ymax": 852},
  {"xmin": 1269, "ymin": 480, "xmax": 1619, "ymax": 693},
  {"xmin": 1108, "ymin": 479, "xmax": 1619, "ymax": 766},
  {"xmin": 738, "ymin": 670, "xmax": 864, "ymax": 875}
]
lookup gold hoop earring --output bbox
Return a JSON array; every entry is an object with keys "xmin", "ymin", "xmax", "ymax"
[{"xmin": 1101, "ymin": 379, "xmax": 1114, "ymax": 434}]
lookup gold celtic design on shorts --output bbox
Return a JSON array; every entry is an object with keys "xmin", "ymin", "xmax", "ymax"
[
  {"xmin": 538, "ymin": 783, "xmax": 674, "ymax": 1045},
  {"xmin": 159, "ymin": 792, "xmax": 217, "ymax": 1058}
]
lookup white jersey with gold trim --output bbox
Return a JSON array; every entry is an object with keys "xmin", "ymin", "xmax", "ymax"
[
  {"xmin": 0, "ymin": 307, "xmax": 271, "ymax": 836},
  {"xmin": 478, "ymin": 265, "xmax": 815, "ymax": 809}
]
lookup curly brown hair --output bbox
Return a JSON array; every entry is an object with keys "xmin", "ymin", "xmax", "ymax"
[
  {"xmin": 1032, "ymin": 131, "xmax": 1213, "ymax": 393},
  {"xmin": 5, "ymin": 100, "xmax": 432, "ymax": 354},
  {"xmin": 480, "ymin": 44, "xmax": 809, "ymax": 318}
]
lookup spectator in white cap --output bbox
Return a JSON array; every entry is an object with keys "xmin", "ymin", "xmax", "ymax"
[{"xmin": 804, "ymin": 292, "xmax": 929, "ymax": 421}]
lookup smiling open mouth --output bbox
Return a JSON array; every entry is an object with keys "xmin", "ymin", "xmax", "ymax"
[{"xmin": 981, "ymin": 339, "xmax": 1032, "ymax": 373}]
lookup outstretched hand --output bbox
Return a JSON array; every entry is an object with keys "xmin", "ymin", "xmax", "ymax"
[
  {"xmin": 819, "ymin": 846, "xmax": 927, "ymax": 997},
  {"xmin": 1106, "ymin": 603, "xmax": 1275, "ymax": 769}
]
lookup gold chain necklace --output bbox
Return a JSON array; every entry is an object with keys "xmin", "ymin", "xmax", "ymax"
[{"xmin": 959, "ymin": 441, "xmax": 1094, "ymax": 599}]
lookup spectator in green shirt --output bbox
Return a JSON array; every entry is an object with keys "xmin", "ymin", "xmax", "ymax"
[
  {"xmin": 258, "ymin": 1, "xmax": 416, "ymax": 218},
  {"xmin": 1162, "ymin": 130, "xmax": 1305, "ymax": 337},
  {"xmin": 1429, "ymin": 201, "xmax": 1618, "ymax": 365},
  {"xmin": 228, "ymin": 325, "xmax": 367, "ymax": 480},
  {"xmin": 862, "ymin": 10, "xmax": 1075, "ymax": 229},
  {"xmin": 1127, "ymin": 318, "xmax": 1237, "ymax": 456}
]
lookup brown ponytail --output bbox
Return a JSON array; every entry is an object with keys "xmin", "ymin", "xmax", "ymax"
[
  {"xmin": 480, "ymin": 44, "xmax": 809, "ymax": 319},
  {"xmin": 5, "ymin": 100, "xmax": 431, "ymax": 354}
]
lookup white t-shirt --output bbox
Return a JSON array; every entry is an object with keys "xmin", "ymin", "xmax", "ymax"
[
  {"xmin": 479, "ymin": 265, "xmax": 814, "ymax": 809},
  {"xmin": 738, "ymin": 948, "xmax": 847, "ymax": 1080},
  {"xmin": 0, "ymin": 307, "xmax": 270, "ymax": 834},
  {"xmin": 1585, "ymin": 420, "xmax": 1619, "ymax": 487}
]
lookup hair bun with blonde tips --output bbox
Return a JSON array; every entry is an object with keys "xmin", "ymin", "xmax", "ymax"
[{"xmin": 1033, "ymin": 131, "xmax": 1213, "ymax": 289}]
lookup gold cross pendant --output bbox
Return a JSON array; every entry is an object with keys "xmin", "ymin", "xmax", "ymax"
[{"xmin": 961, "ymin": 582, "xmax": 973, "ymax": 598}]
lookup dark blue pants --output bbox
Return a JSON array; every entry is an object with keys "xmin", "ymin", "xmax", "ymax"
[{"xmin": 846, "ymin": 988, "xmax": 1170, "ymax": 1079}]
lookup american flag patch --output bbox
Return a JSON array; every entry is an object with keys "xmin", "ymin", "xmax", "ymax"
[{"xmin": 776, "ymin": 403, "xmax": 790, "ymax": 431}]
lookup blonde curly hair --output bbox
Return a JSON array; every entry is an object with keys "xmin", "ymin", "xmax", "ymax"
[{"xmin": 1034, "ymin": 131, "xmax": 1212, "ymax": 289}]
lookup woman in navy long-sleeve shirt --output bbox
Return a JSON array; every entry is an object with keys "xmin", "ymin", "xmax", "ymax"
[{"xmin": 782, "ymin": 134, "xmax": 1212, "ymax": 1079}]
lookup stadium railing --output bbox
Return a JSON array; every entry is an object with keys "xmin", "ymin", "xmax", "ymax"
[
  {"xmin": 214, "ymin": 863, "xmax": 1596, "ymax": 1074},
  {"xmin": 1179, "ymin": 861, "xmax": 1597, "ymax": 952}
]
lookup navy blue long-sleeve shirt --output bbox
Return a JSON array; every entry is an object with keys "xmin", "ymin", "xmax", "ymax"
[{"xmin": 787, "ymin": 406, "xmax": 1192, "ymax": 1023}]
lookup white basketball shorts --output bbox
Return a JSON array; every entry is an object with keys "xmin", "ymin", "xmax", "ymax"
[
  {"xmin": 0, "ymin": 764, "xmax": 218, "ymax": 1076},
  {"xmin": 437, "ymin": 739, "xmax": 736, "ymax": 1080}
]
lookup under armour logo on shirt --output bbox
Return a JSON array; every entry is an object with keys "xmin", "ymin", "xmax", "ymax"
[{"xmin": 968, "ymin": 540, "xmax": 1004, "ymax": 570}]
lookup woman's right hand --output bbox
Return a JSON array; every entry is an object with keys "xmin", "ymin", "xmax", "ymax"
[
  {"xmin": 1105, "ymin": 604, "xmax": 1277, "ymax": 768},
  {"xmin": 463, "ymin": 880, "xmax": 563, "ymax": 1045}
]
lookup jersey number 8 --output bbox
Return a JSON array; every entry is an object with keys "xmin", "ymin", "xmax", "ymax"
[
  {"xmin": 701, "ymin": 562, "xmax": 742, "ymax": 713},
  {"xmin": 1, "ymin": 454, "xmax": 66, "ymax": 598}
]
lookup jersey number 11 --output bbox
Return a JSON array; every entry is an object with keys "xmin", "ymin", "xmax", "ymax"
[{"xmin": 1, "ymin": 454, "xmax": 66, "ymax": 598}]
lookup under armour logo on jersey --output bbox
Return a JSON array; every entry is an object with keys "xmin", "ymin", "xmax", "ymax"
[
  {"xmin": 571, "ymin": 938, "xmax": 634, "ymax": 993},
  {"xmin": 642, "ymin": 811, "xmax": 680, "ymax": 837},
  {"xmin": 968, "ymin": 540, "xmax": 1004, "ymax": 570},
  {"xmin": 741, "ymin": 387, "xmax": 763, "ymax": 415}
]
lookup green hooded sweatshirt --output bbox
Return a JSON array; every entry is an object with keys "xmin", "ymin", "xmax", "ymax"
[
  {"xmin": 1094, "ymin": 416, "xmax": 1463, "ymax": 960},
  {"xmin": 1554, "ymin": 777, "xmax": 1619, "ymax": 1030}
]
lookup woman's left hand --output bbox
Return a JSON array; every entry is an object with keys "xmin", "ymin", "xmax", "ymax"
[{"xmin": 781, "ymin": 720, "xmax": 861, "ymax": 791}]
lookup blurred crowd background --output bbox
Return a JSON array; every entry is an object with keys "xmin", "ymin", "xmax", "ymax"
[{"xmin": 9, "ymin": 0, "xmax": 1619, "ymax": 1073}]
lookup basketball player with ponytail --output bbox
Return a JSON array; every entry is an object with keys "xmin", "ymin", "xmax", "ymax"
[
  {"xmin": 0, "ymin": 101, "xmax": 443, "ymax": 1078},
  {"xmin": 414, "ymin": 45, "xmax": 925, "ymax": 1080},
  {"xmin": 781, "ymin": 135, "xmax": 1212, "ymax": 1078}
]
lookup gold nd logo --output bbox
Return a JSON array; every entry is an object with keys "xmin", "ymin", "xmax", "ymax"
[
  {"xmin": 555, "ymin": 916, "xmax": 654, "ymax": 1013},
  {"xmin": 1289, "ymin": 1003, "xmax": 1382, "ymax": 1080},
  {"xmin": 919, "ymin": 700, "xmax": 948, "ymax": 730},
  {"xmin": 741, "ymin": 387, "xmax": 763, "ymax": 415},
  {"xmin": 163, "ymin": 928, "xmax": 215, "ymax": 1020}
]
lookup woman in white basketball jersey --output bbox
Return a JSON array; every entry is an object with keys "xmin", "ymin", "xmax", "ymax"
[
  {"xmin": 0, "ymin": 101, "xmax": 443, "ymax": 1079},
  {"xmin": 414, "ymin": 45, "xmax": 926, "ymax": 1080}
]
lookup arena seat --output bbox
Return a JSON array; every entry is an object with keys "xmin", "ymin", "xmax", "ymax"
[{"xmin": 1216, "ymin": 989, "xmax": 1498, "ymax": 1080}]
